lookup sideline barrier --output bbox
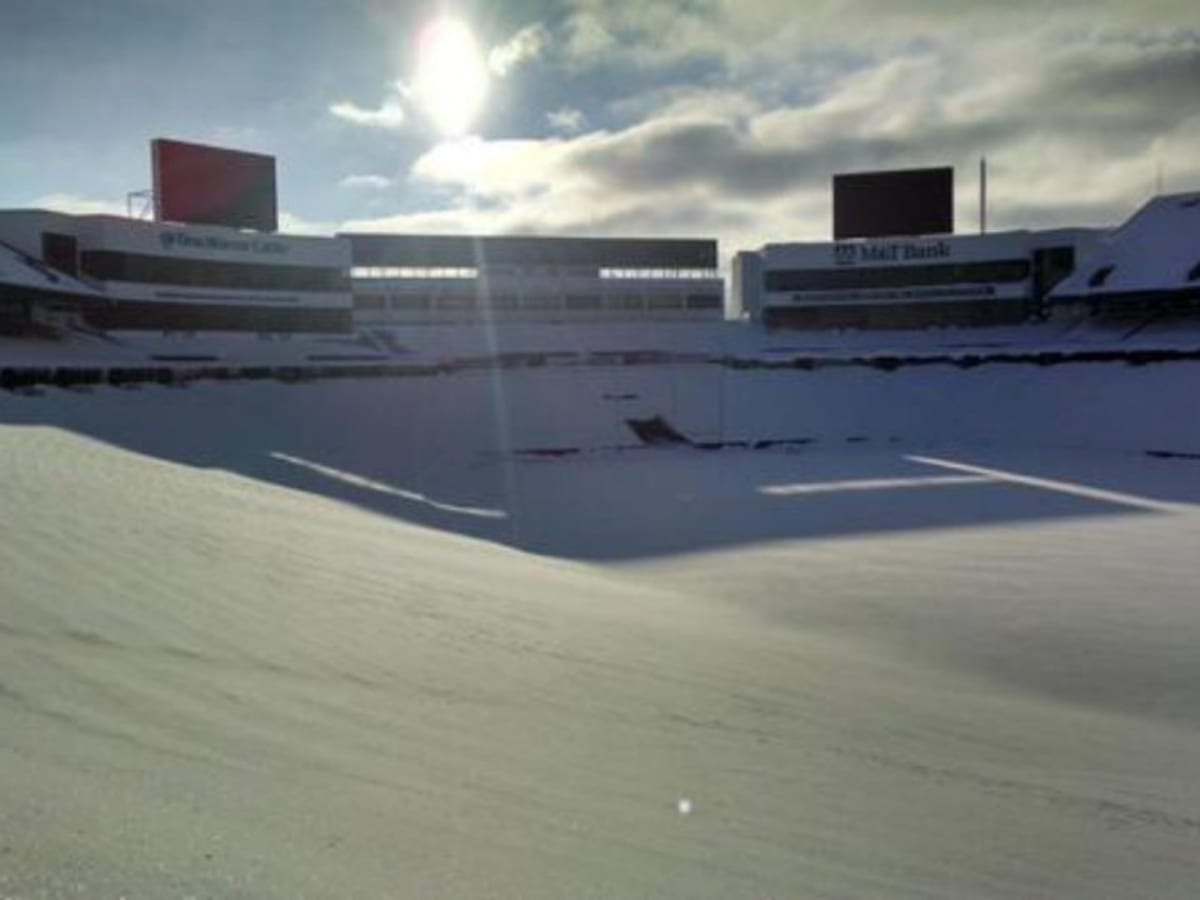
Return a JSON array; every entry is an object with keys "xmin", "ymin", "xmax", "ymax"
[{"xmin": 3, "ymin": 346, "xmax": 1200, "ymax": 393}]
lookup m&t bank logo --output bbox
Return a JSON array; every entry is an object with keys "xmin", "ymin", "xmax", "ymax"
[{"xmin": 833, "ymin": 243, "xmax": 857, "ymax": 266}]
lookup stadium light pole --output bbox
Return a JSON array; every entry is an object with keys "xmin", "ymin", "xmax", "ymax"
[{"xmin": 979, "ymin": 157, "xmax": 988, "ymax": 235}]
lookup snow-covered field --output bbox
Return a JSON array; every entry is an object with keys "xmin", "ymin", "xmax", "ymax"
[{"xmin": 2, "ymin": 362, "xmax": 1199, "ymax": 898}]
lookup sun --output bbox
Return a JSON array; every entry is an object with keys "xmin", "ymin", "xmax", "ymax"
[{"xmin": 415, "ymin": 17, "xmax": 489, "ymax": 137}]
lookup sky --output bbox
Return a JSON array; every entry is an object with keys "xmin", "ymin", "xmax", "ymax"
[{"xmin": 1, "ymin": 0, "xmax": 1198, "ymax": 257}]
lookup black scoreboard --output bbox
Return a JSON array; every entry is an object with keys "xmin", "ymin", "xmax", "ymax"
[{"xmin": 833, "ymin": 167, "xmax": 954, "ymax": 240}]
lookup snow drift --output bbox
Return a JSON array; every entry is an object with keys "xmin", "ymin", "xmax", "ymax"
[{"xmin": 2, "ymin": 360, "xmax": 1199, "ymax": 899}]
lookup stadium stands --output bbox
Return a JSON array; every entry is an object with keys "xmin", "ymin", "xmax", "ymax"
[{"xmin": 1050, "ymin": 192, "xmax": 1200, "ymax": 315}]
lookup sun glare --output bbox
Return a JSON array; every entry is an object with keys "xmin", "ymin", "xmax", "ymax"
[{"xmin": 416, "ymin": 17, "xmax": 488, "ymax": 136}]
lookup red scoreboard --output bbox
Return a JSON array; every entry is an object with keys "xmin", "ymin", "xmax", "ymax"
[{"xmin": 152, "ymin": 138, "xmax": 278, "ymax": 232}]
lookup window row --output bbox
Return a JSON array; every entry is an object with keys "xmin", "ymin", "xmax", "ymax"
[
  {"xmin": 350, "ymin": 267, "xmax": 479, "ymax": 279},
  {"xmin": 787, "ymin": 285, "xmax": 1002, "ymax": 305},
  {"xmin": 765, "ymin": 259, "xmax": 1032, "ymax": 292},
  {"xmin": 599, "ymin": 268, "xmax": 722, "ymax": 280},
  {"xmin": 83, "ymin": 300, "xmax": 352, "ymax": 333},
  {"xmin": 350, "ymin": 266, "xmax": 722, "ymax": 280},
  {"xmin": 81, "ymin": 251, "xmax": 349, "ymax": 293},
  {"xmin": 353, "ymin": 293, "xmax": 722, "ymax": 312}
]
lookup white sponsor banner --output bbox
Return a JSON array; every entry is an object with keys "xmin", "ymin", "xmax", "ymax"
[
  {"xmin": 99, "ymin": 281, "xmax": 351, "ymax": 309},
  {"xmin": 765, "ymin": 231, "xmax": 1032, "ymax": 270},
  {"xmin": 82, "ymin": 216, "xmax": 350, "ymax": 267}
]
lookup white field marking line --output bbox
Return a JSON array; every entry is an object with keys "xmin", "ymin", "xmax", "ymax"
[
  {"xmin": 759, "ymin": 474, "xmax": 991, "ymax": 497},
  {"xmin": 270, "ymin": 452, "xmax": 508, "ymax": 520},
  {"xmin": 906, "ymin": 455, "xmax": 1183, "ymax": 513}
]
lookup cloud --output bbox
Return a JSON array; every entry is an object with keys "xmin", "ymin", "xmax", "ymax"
[
  {"xmin": 30, "ymin": 193, "xmax": 126, "ymax": 216},
  {"xmin": 488, "ymin": 23, "xmax": 551, "ymax": 76},
  {"xmin": 560, "ymin": 2, "xmax": 716, "ymax": 70},
  {"xmin": 388, "ymin": 26, "xmax": 1196, "ymax": 255},
  {"xmin": 329, "ymin": 98, "xmax": 406, "ymax": 129},
  {"xmin": 546, "ymin": 107, "xmax": 587, "ymax": 134},
  {"xmin": 559, "ymin": 0, "xmax": 1200, "ymax": 73},
  {"xmin": 341, "ymin": 2, "xmax": 1200, "ymax": 262},
  {"xmin": 388, "ymin": 126, "xmax": 810, "ymax": 256},
  {"xmin": 411, "ymin": 135, "xmax": 579, "ymax": 199},
  {"xmin": 339, "ymin": 174, "xmax": 393, "ymax": 190},
  {"xmin": 278, "ymin": 211, "xmax": 338, "ymax": 236}
]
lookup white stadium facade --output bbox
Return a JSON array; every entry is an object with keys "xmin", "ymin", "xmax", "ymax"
[
  {"xmin": 0, "ymin": 140, "xmax": 1197, "ymax": 341},
  {"xmin": 732, "ymin": 228, "xmax": 1105, "ymax": 330},
  {"xmin": 0, "ymin": 211, "xmax": 723, "ymax": 335},
  {"xmin": 344, "ymin": 234, "xmax": 724, "ymax": 326},
  {"xmin": 0, "ymin": 209, "xmax": 353, "ymax": 333}
]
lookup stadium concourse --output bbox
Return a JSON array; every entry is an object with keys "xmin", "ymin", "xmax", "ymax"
[
  {"xmin": 3, "ymin": 185, "xmax": 1197, "ymax": 387},
  {"xmin": 0, "ymin": 137, "xmax": 1197, "ymax": 347},
  {"xmin": 0, "ymin": 197, "xmax": 1196, "ymax": 363}
]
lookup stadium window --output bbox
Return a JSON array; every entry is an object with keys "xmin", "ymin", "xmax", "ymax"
[
  {"xmin": 522, "ymin": 294, "xmax": 561, "ymax": 309},
  {"xmin": 1049, "ymin": 247, "xmax": 1075, "ymax": 269},
  {"xmin": 765, "ymin": 259, "xmax": 1031, "ymax": 292},
  {"xmin": 485, "ymin": 294, "xmax": 520, "ymax": 310},
  {"xmin": 41, "ymin": 232, "xmax": 79, "ymax": 276},
  {"xmin": 565, "ymin": 295, "xmax": 601, "ymax": 309},
  {"xmin": 390, "ymin": 295, "xmax": 431, "ymax": 310},
  {"xmin": 1088, "ymin": 265, "xmax": 1115, "ymax": 288},
  {"xmin": 80, "ymin": 250, "xmax": 348, "ymax": 292},
  {"xmin": 647, "ymin": 294, "xmax": 684, "ymax": 310},
  {"xmin": 685, "ymin": 294, "xmax": 721, "ymax": 310},
  {"xmin": 438, "ymin": 292, "xmax": 477, "ymax": 310},
  {"xmin": 606, "ymin": 294, "xmax": 644, "ymax": 309}
]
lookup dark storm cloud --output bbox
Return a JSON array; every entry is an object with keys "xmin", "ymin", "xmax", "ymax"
[
  {"xmin": 500, "ymin": 192, "xmax": 758, "ymax": 238},
  {"xmin": 565, "ymin": 117, "xmax": 970, "ymax": 199},
  {"xmin": 552, "ymin": 36, "xmax": 1200, "ymax": 202},
  {"xmin": 360, "ymin": 1, "xmax": 1200, "ymax": 247},
  {"xmin": 1048, "ymin": 44, "xmax": 1200, "ymax": 128}
]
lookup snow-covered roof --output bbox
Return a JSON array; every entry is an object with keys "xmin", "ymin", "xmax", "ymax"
[
  {"xmin": 0, "ymin": 240, "xmax": 103, "ymax": 299},
  {"xmin": 1050, "ymin": 192, "xmax": 1200, "ymax": 301}
]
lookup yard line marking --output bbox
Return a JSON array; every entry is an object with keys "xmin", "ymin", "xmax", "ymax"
[
  {"xmin": 906, "ymin": 455, "xmax": 1182, "ymax": 513},
  {"xmin": 270, "ymin": 452, "xmax": 508, "ymax": 519},
  {"xmin": 759, "ymin": 474, "xmax": 990, "ymax": 497}
]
